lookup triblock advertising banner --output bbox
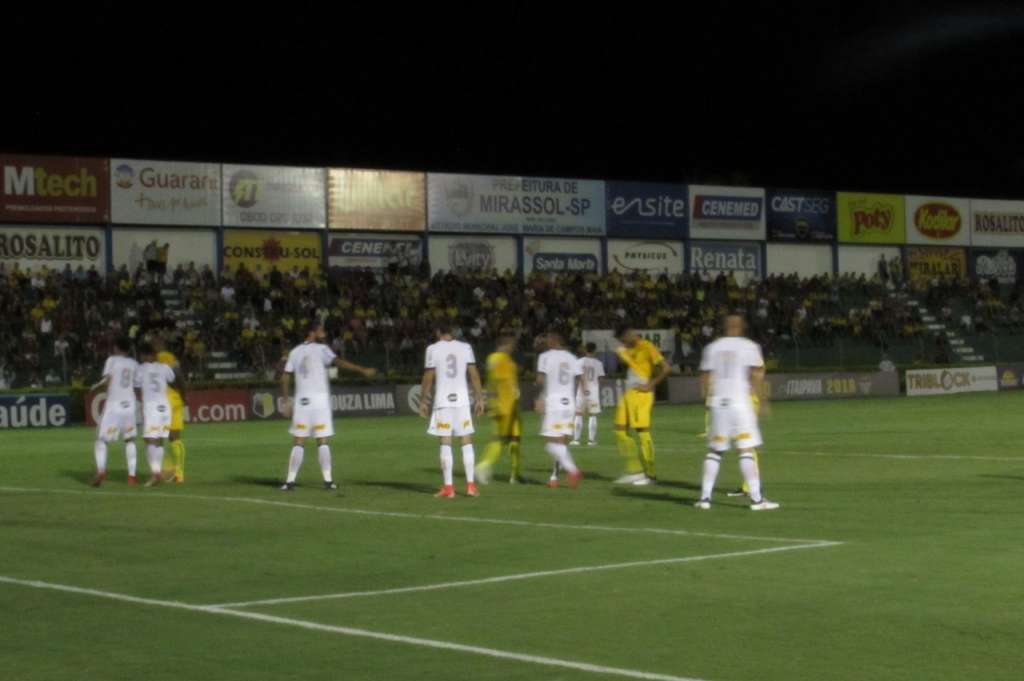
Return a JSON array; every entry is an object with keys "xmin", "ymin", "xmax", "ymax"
[
  {"xmin": 427, "ymin": 235, "xmax": 517, "ymax": 275},
  {"xmin": 972, "ymin": 248, "xmax": 1020, "ymax": 284},
  {"xmin": 222, "ymin": 164, "xmax": 326, "ymax": 229},
  {"xmin": 1, "ymin": 155, "xmax": 109, "ymax": 224},
  {"xmin": 250, "ymin": 386, "xmax": 397, "ymax": 419},
  {"xmin": 905, "ymin": 246, "xmax": 967, "ymax": 283},
  {"xmin": 0, "ymin": 226, "xmax": 106, "ymax": 273},
  {"xmin": 522, "ymin": 237, "xmax": 602, "ymax": 275},
  {"xmin": 328, "ymin": 169, "xmax": 426, "ymax": 231},
  {"xmin": 327, "ymin": 233, "xmax": 423, "ymax": 271},
  {"xmin": 905, "ymin": 196, "xmax": 970, "ymax": 246},
  {"xmin": 765, "ymin": 189, "xmax": 836, "ymax": 241},
  {"xmin": 606, "ymin": 239, "xmax": 684, "ymax": 275},
  {"xmin": 688, "ymin": 240, "xmax": 762, "ymax": 284},
  {"xmin": 906, "ymin": 366, "xmax": 998, "ymax": 397},
  {"xmin": 111, "ymin": 228, "xmax": 218, "ymax": 275},
  {"xmin": 688, "ymin": 185, "xmax": 766, "ymax": 241},
  {"xmin": 110, "ymin": 159, "xmax": 221, "ymax": 226},
  {"xmin": 427, "ymin": 173, "xmax": 606, "ymax": 235},
  {"xmin": 0, "ymin": 393, "xmax": 71, "ymax": 428},
  {"xmin": 969, "ymin": 199, "xmax": 1024, "ymax": 247},
  {"xmin": 605, "ymin": 181, "xmax": 687, "ymax": 238},
  {"xmin": 837, "ymin": 192, "xmax": 906, "ymax": 244},
  {"xmin": 222, "ymin": 229, "xmax": 322, "ymax": 274}
]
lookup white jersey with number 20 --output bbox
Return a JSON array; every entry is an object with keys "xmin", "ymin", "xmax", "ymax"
[
  {"xmin": 700, "ymin": 336, "xmax": 764, "ymax": 405},
  {"xmin": 425, "ymin": 339, "xmax": 476, "ymax": 409}
]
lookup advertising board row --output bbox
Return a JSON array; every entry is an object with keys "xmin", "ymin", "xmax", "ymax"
[{"xmin": 667, "ymin": 372, "xmax": 900, "ymax": 404}]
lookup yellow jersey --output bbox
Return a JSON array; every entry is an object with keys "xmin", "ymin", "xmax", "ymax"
[
  {"xmin": 157, "ymin": 350, "xmax": 183, "ymax": 405},
  {"xmin": 616, "ymin": 339, "xmax": 664, "ymax": 386},
  {"xmin": 486, "ymin": 351, "xmax": 519, "ymax": 414}
]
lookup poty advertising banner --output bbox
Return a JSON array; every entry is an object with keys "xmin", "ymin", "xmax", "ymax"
[
  {"xmin": 427, "ymin": 235, "xmax": 517, "ymax": 275},
  {"xmin": 222, "ymin": 165, "xmax": 325, "ymax": 229},
  {"xmin": 522, "ymin": 237, "xmax": 602, "ymax": 275},
  {"xmin": 765, "ymin": 189, "xmax": 836, "ymax": 241},
  {"xmin": 110, "ymin": 159, "xmax": 221, "ymax": 226},
  {"xmin": 905, "ymin": 246, "xmax": 967, "ymax": 283},
  {"xmin": 906, "ymin": 366, "xmax": 998, "ymax": 397},
  {"xmin": 969, "ymin": 199, "xmax": 1024, "ymax": 247},
  {"xmin": 327, "ymin": 233, "xmax": 423, "ymax": 271},
  {"xmin": 604, "ymin": 181, "xmax": 687, "ymax": 238},
  {"xmin": 328, "ymin": 169, "xmax": 425, "ymax": 232},
  {"xmin": 905, "ymin": 196, "xmax": 970, "ymax": 246},
  {"xmin": 427, "ymin": 173, "xmax": 606, "ymax": 235},
  {"xmin": 972, "ymin": 248, "xmax": 1021, "ymax": 284},
  {"xmin": 606, "ymin": 239, "xmax": 684, "ymax": 275},
  {"xmin": 688, "ymin": 185, "xmax": 765, "ymax": 241},
  {"xmin": 222, "ymin": 229, "xmax": 322, "ymax": 274},
  {"xmin": 111, "ymin": 228, "xmax": 218, "ymax": 274},
  {"xmin": 688, "ymin": 240, "xmax": 762, "ymax": 284},
  {"xmin": 1, "ymin": 155, "xmax": 109, "ymax": 224},
  {"xmin": 0, "ymin": 226, "xmax": 106, "ymax": 272},
  {"xmin": 0, "ymin": 393, "xmax": 72, "ymax": 428},
  {"xmin": 837, "ymin": 192, "xmax": 906, "ymax": 244}
]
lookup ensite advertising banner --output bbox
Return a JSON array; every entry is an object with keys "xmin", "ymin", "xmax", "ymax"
[
  {"xmin": 765, "ymin": 189, "xmax": 836, "ymax": 241},
  {"xmin": 1, "ymin": 155, "xmax": 109, "ymax": 224},
  {"xmin": 328, "ymin": 169, "xmax": 426, "ymax": 231},
  {"xmin": 222, "ymin": 164, "xmax": 326, "ymax": 229},
  {"xmin": 904, "ymin": 195, "xmax": 970, "ymax": 246},
  {"xmin": 837, "ymin": 192, "xmax": 906, "ymax": 244},
  {"xmin": 969, "ymin": 198, "xmax": 1024, "ymax": 247},
  {"xmin": 604, "ymin": 181, "xmax": 687, "ymax": 238},
  {"xmin": 0, "ymin": 225, "xmax": 106, "ymax": 272},
  {"xmin": 606, "ymin": 239, "xmax": 684, "ymax": 275},
  {"xmin": 427, "ymin": 235, "xmax": 518, "ymax": 275},
  {"xmin": 905, "ymin": 246, "xmax": 967, "ymax": 283},
  {"xmin": 688, "ymin": 185, "xmax": 765, "ymax": 241},
  {"xmin": 110, "ymin": 159, "xmax": 221, "ymax": 226},
  {"xmin": 522, "ymin": 237, "xmax": 602, "ymax": 275},
  {"xmin": 327, "ymin": 233, "xmax": 423, "ymax": 271},
  {"xmin": 222, "ymin": 229, "xmax": 322, "ymax": 274}
]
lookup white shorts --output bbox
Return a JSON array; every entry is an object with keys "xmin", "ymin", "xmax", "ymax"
[
  {"xmin": 708, "ymin": 399, "xmax": 762, "ymax": 452},
  {"xmin": 428, "ymin": 406, "xmax": 474, "ymax": 437},
  {"xmin": 290, "ymin": 404, "xmax": 334, "ymax": 439},
  {"xmin": 541, "ymin": 402, "xmax": 576, "ymax": 438},
  {"xmin": 575, "ymin": 388, "xmax": 601, "ymax": 415},
  {"xmin": 143, "ymin": 401, "xmax": 171, "ymax": 440},
  {"xmin": 97, "ymin": 402, "xmax": 137, "ymax": 442}
]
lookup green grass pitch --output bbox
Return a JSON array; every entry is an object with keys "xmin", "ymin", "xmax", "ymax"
[{"xmin": 1, "ymin": 393, "xmax": 1022, "ymax": 681}]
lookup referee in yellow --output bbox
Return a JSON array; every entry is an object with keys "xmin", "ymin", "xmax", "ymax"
[
  {"xmin": 476, "ymin": 335, "xmax": 524, "ymax": 484},
  {"xmin": 613, "ymin": 327, "xmax": 669, "ymax": 485}
]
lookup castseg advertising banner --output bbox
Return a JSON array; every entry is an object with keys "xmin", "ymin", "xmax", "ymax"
[
  {"xmin": 522, "ymin": 237, "xmax": 602, "ymax": 275},
  {"xmin": 0, "ymin": 225, "xmax": 106, "ymax": 273},
  {"xmin": 1, "ymin": 155, "xmax": 109, "ymax": 224},
  {"xmin": 110, "ymin": 159, "xmax": 221, "ymax": 226},
  {"xmin": 111, "ymin": 228, "xmax": 217, "ymax": 275},
  {"xmin": 688, "ymin": 185, "xmax": 765, "ymax": 241},
  {"xmin": 688, "ymin": 240, "xmax": 762, "ymax": 284},
  {"xmin": 971, "ymin": 248, "xmax": 1021, "ymax": 284},
  {"xmin": 327, "ymin": 233, "xmax": 423, "ymax": 271},
  {"xmin": 905, "ymin": 195, "xmax": 970, "ymax": 246},
  {"xmin": 427, "ymin": 173, "xmax": 605, "ymax": 236},
  {"xmin": 427, "ymin": 235, "xmax": 518, "ymax": 275},
  {"xmin": 837, "ymin": 192, "xmax": 906, "ymax": 244},
  {"xmin": 765, "ymin": 189, "xmax": 836, "ymax": 241},
  {"xmin": 906, "ymin": 246, "xmax": 967, "ymax": 283},
  {"xmin": 222, "ymin": 164, "xmax": 325, "ymax": 229},
  {"xmin": 969, "ymin": 199, "xmax": 1024, "ymax": 247},
  {"xmin": 328, "ymin": 169, "xmax": 425, "ymax": 231},
  {"xmin": 222, "ymin": 229, "xmax": 322, "ymax": 274},
  {"xmin": 604, "ymin": 181, "xmax": 687, "ymax": 238},
  {"xmin": 606, "ymin": 239, "xmax": 684, "ymax": 275}
]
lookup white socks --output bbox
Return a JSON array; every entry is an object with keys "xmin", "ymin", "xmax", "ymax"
[
  {"xmin": 286, "ymin": 445, "xmax": 304, "ymax": 483},
  {"xmin": 545, "ymin": 442, "xmax": 578, "ymax": 475},
  {"xmin": 701, "ymin": 452, "xmax": 721, "ymax": 500},
  {"xmin": 125, "ymin": 442, "xmax": 137, "ymax": 477},
  {"xmin": 146, "ymin": 444, "xmax": 164, "ymax": 474},
  {"xmin": 318, "ymin": 444, "xmax": 332, "ymax": 483},
  {"xmin": 739, "ymin": 453, "xmax": 762, "ymax": 502},
  {"xmin": 462, "ymin": 444, "xmax": 475, "ymax": 484},
  {"xmin": 588, "ymin": 416, "xmax": 598, "ymax": 443},
  {"xmin": 574, "ymin": 415, "xmax": 583, "ymax": 442},
  {"xmin": 440, "ymin": 445, "xmax": 454, "ymax": 486},
  {"xmin": 94, "ymin": 440, "xmax": 108, "ymax": 473}
]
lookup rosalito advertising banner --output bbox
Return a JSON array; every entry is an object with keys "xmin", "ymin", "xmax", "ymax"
[
  {"xmin": 605, "ymin": 181, "xmax": 687, "ymax": 238},
  {"xmin": 969, "ymin": 198, "xmax": 1024, "ymax": 247},
  {"xmin": 0, "ymin": 225, "xmax": 106, "ymax": 273}
]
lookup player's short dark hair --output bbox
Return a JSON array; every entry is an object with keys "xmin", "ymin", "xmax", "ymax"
[
  {"xmin": 548, "ymin": 331, "xmax": 564, "ymax": 345},
  {"xmin": 115, "ymin": 337, "xmax": 131, "ymax": 353},
  {"xmin": 497, "ymin": 334, "xmax": 515, "ymax": 347},
  {"xmin": 585, "ymin": 342, "xmax": 597, "ymax": 353},
  {"xmin": 435, "ymin": 322, "xmax": 452, "ymax": 335},
  {"xmin": 614, "ymin": 325, "xmax": 632, "ymax": 339},
  {"xmin": 137, "ymin": 341, "xmax": 154, "ymax": 357},
  {"xmin": 306, "ymin": 319, "xmax": 324, "ymax": 336}
]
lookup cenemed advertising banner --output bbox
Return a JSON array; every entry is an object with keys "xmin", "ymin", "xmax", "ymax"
[
  {"xmin": 688, "ymin": 185, "xmax": 765, "ymax": 241},
  {"xmin": 688, "ymin": 240, "xmax": 762, "ymax": 284},
  {"xmin": 327, "ymin": 233, "xmax": 423, "ymax": 271},
  {"xmin": 606, "ymin": 240, "xmax": 684, "ymax": 275},
  {"xmin": 328, "ymin": 169, "xmax": 425, "ymax": 231},
  {"xmin": 604, "ymin": 181, "xmax": 687, "ymax": 238},
  {"xmin": 0, "ymin": 226, "xmax": 106, "ymax": 273},
  {"xmin": 972, "ymin": 248, "xmax": 1021, "ymax": 284},
  {"xmin": 427, "ymin": 235, "xmax": 517, "ymax": 275},
  {"xmin": 427, "ymin": 173, "xmax": 605, "ymax": 236},
  {"xmin": 906, "ymin": 366, "xmax": 998, "ymax": 397},
  {"xmin": 222, "ymin": 164, "xmax": 326, "ymax": 229},
  {"xmin": 522, "ymin": 237, "xmax": 602, "ymax": 275},
  {"xmin": 969, "ymin": 198, "xmax": 1024, "ymax": 247},
  {"xmin": 1, "ymin": 155, "xmax": 109, "ymax": 224},
  {"xmin": 906, "ymin": 246, "xmax": 967, "ymax": 283},
  {"xmin": 111, "ymin": 228, "xmax": 217, "ymax": 274},
  {"xmin": 765, "ymin": 189, "xmax": 836, "ymax": 241},
  {"xmin": 837, "ymin": 192, "xmax": 906, "ymax": 244},
  {"xmin": 222, "ymin": 229, "xmax": 322, "ymax": 274},
  {"xmin": 110, "ymin": 159, "xmax": 221, "ymax": 226},
  {"xmin": 905, "ymin": 195, "xmax": 970, "ymax": 246}
]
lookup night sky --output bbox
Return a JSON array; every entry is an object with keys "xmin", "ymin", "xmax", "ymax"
[{"xmin": 5, "ymin": 3, "xmax": 1024, "ymax": 198}]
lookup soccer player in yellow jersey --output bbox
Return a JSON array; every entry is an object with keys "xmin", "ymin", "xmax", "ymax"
[
  {"xmin": 476, "ymin": 335, "xmax": 524, "ymax": 484},
  {"xmin": 613, "ymin": 327, "xmax": 669, "ymax": 485},
  {"xmin": 153, "ymin": 337, "xmax": 187, "ymax": 483}
]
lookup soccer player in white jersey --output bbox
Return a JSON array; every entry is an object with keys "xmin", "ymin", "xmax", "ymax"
[
  {"xmin": 135, "ymin": 342, "xmax": 177, "ymax": 488},
  {"xmin": 571, "ymin": 342, "xmax": 604, "ymax": 446},
  {"xmin": 90, "ymin": 337, "xmax": 140, "ymax": 487},
  {"xmin": 419, "ymin": 324, "xmax": 485, "ymax": 498},
  {"xmin": 695, "ymin": 314, "xmax": 779, "ymax": 511},
  {"xmin": 536, "ymin": 332, "xmax": 583, "ymax": 489},
  {"xmin": 279, "ymin": 321, "xmax": 377, "ymax": 491}
]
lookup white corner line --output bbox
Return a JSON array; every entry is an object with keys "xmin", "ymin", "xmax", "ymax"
[{"xmin": 772, "ymin": 450, "xmax": 1022, "ymax": 462}]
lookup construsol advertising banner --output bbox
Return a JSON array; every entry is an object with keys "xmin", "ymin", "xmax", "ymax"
[
  {"xmin": 667, "ymin": 371, "xmax": 899, "ymax": 404},
  {"xmin": 111, "ymin": 228, "xmax": 217, "ymax": 275},
  {"xmin": 328, "ymin": 169, "xmax": 425, "ymax": 231},
  {"xmin": 1, "ymin": 155, "xmax": 109, "ymax": 224},
  {"xmin": 906, "ymin": 366, "xmax": 998, "ymax": 396},
  {"xmin": 0, "ymin": 393, "xmax": 72, "ymax": 428},
  {"xmin": 837, "ymin": 192, "xmax": 906, "ymax": 244},
  {"xmin": 222, "ymin": 164, "xmax": 325, "ymax": 229},
  {"xmin": 522, "ymin": 237, "xmax": 601, "ymax": 275},
  {"xmin": 249, "ymin": 386, "xmax": 397, "ymax": 419},
  {"xmin": 972, "ymin": 248, "xmax": 1021, "ymax": 284},
  {"xmin": 327, "ymin": 233, "xmax": 423, "ymax": 271},
  {"xmin": 606, "ymin": 239, "xmax": 684, "ymax": 275},
  {"xmin": 688, "ymin": 185, "xmax": 765, "ymax": 241},
  {"xmin": 766, "ymin": 189, "xmax": 836, "ymax": 241},
  {"xmin": 906, "ymin": 246, "xmax": 967, "ymax": 283},
  {"xmin": 604, "ymin": 181, "xmax": 687, "ymax": 238},
  {"xmin": 0, "ymin": 226, "xmax": 106, "ymax": 273},
  {"xmin": 688, "ymin": 240, "xmax": 762, "ymax": 284},
  {"xmin": 427, "ymin": 173, "xmax": 606, "ymax": 235},
  {"xmin": 905, "ymin": 196, "xmax": 970, "ymax": 246},
  {"xmin": 222, "ymin": 229, "xmax": 322, "ymax": 274},
  {"xmin": 427, "ymin": 235, "xmax": 517, "ymax": 275},
  {"xmin": 969, "ymin": 199, "xmax": 1024, "ymax": 247},
  {"xmin": 110, "ymin": 159, "xmax": 221, "ymax": 226}
]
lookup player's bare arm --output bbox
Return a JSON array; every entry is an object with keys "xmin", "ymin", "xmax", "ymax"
[
  {"xmin": 638, "ymin": 361, "xmax": 669, "ymax": 393},
  {"xmin": 700, "ymin": 371, "xmax": 711, "ymax": 402},
  {"xmin": 750, "ymin": 365, "xmax": 770, "ymax": 415},
  {"xmin": 534, "ymin": 371, "xmax": 546, "ymax": 413},
  {"xmin": 468, "ymin": 364, "xmax": 485, "ymax": 416},
  {"xmin": 419, "ymin": 368, "xmax": 435, "ymax": 418},
  {"xmin": 280, "ymin": 371, "xmax": 293, "ymax": 418},
  {"xmin": 90, "ymin": 374, "xmax": 111, "ymax": 392},
  {"xmin": 335, "ymin": 357, "xmax": 377, "ymax": 379}
]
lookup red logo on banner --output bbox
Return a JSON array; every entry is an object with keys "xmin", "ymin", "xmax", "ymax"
[
  {"xmin": 851, "ymin": 203, "xmax": 893, "ymax": 236},
  {"xmin": 913, "ymin": 202, "xmax": 961, "ymax": 240}
]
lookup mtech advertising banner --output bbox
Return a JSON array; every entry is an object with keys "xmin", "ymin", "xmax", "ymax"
[
  {"xmin": 222, "ymin": 229, "xmax": 322, "ymax": 274},
  {"xmin": 837, "ymin": 192, "xmax": 906, "ymax": 244},
  {"xmin": 688, "ymin": 185, "xmax": 765, "ymax": 241},
  {"xmin": 905, "ymin": 366, "xmax": 998, "ymax": 396},
  {"xmin": 905, "ymin": 196, "xmax": 970, "ymax": 246},
  {"xmin": 1, "ymin": 155, "xmax": 109, "ymax": 224}
]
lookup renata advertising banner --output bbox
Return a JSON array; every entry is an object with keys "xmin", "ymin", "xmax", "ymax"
[
  {"xmin": 972, "ymin": 248, "xmax": 1021, "ymax": 284},
  {"xmin": 327, "ymin": 233, "xmax": 423, "ymax": 271},
  {"xmin": 222, "ymin": 229, "xmax": 322, "ymax": 274},
  {"xmin": 688, "ymin": 240, "xmax": 762, "ymax": 284},
  {"xmin": 604, "ymin": 181, "xmax": 687, "ymax": 238},
  {"xmin": 522, "ymin": 237, "xmax": 602, "ymax": 275},
  {"xmin": 111, "ymin": 228, "xmax": 217, "ymax": 275},
  {"xmin": 110, "ymin": 159, "xmax": 221, "ymax": 226},
  {"xmin": 1, "ymin": 155, "xmax": 109, "ymax": 224},
  {"xmin": 427, "ymin": 173, "xmax": 606, "ymax": 235},
  {"xmin": 328, "ymin": 169, "xmax": 425, "ymax": 231},
  {"xmin": 250, "ymin": 386, "xmax": 397, "ymax": 419},
  {"xmin": 906, "ymin": 246, "xmax": 967, "ymax": 283},
  {"xmin": 765, "ymin": 189, "xmax": 836, "ymax": 241},
  {"xmin": 906, "ymin": 366, "xmax": 998, "ymax": 397},
  {"xmin": 427, "ymin": 235, "xmax": 517, "ymax": 275},
  {"xmin": 837, "ymin": 192, "xmax": 906, "ymax": 244},
  {"xmin": 969, "ymin": 199, "xmax": 1024, "ymax": 247},
  {"xmin": 905, "ymin": 196, "xmax": 970, "ymax": 246},
  {"xmin": 0, "ymin": 393, "xmax": 71, "ymax": 428},
  {"xmin": 606, "ymin": 239, "xmax": 684, "ymax": 275},
  {"xmin": 222, "ymin": 164, "xmax": 326, "ymax": 229},
  {"xmin": 86, "ymin": 389, "xmax": 250, "ymax": 426},
  {"xmin": 688, "ymin": 185, "xmax": 765, "ymax": 241},
  {"xmin": 0, "ymin": 226, "xmax": 106, "ymax": 273}
]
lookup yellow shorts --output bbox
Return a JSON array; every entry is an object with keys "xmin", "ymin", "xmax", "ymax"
[
  {"xmin": 168, "ymin": 392, "xmax": 185, "ymax": 432},
  {"xmin": 491, "ymin": 407, "xmax": 522, "ymax": 439},
  {"xmin": 615, "ymin": 389, "xmax": 654, "ymax": 429}
]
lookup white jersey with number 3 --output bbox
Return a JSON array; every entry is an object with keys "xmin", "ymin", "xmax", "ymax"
[
  {"xmin": 538, "ymin": 349, "xmax": 580, "ymax": 407},
  {"xmin": 700, "ymin": 336, "xmax": 764, "ymax": 404},
  {"xmin": 285, "ymin": 342, "xmax": 336, "ymax": 409},
  {"xmin": 135, "ymin": 362, "xmax": 175, "ymax": 406},
  {"xmin": 426, "ymin": 339, "xmax": 475, "ymax": 409},
  {"xmin": 103, "ymin": 356, "xmax": 139, "ymax": 407}
]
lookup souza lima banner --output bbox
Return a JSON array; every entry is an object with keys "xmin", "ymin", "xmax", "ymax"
[
  {"xmin": 604, "ymin": 181, "xmax": 687, "ymax": 238},
  {"xmin": 688, "ymin": 185, "xmax": 765, "ymax": 241},
  {"xmin": 766, "ymin": 189, "xmax": 836, "ymax": 241},
  {"xmin": 1, "ymin": 155, "xmax": 109, "ymax": 224},
  {"xmin": 837, "ymin": 192, "xmax": 906, "ymax": 244}
]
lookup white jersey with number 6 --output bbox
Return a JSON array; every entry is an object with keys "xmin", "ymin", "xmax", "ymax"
[
  {"xmin": 425, "ymin": 339, "xmax": 475, "ymax": 409},
  {"xmin": 285, "ymin": 342, "xmax": 336, "ymax": 410},
  {"xmin": 538, "ymin": 349, "xmax": 580, "ymax": 437}
]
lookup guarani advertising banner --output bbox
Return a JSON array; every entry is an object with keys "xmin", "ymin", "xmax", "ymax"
[
  {"xmin": 222, "ymin": 164, "xmax": 326, "ymax": 229},
  {"xmin": 766, "ymin": 189, "xmax": 836, "ymax": 241},
  {"xmin": 905, "ymin": 366, "xmax": 998, "ymax": 396},
  {"xmin": 606, "ymin": 239, "xmax": 684, "ymax": 275},
  {"xmin": 222, "ymin": 229, "xmax": 322, "ymax": 275},
  {"xmin": 327, "ymin": 233, "xmax": 423, "ymax": 271},
  {"xmin": 1, "ymin": 155, "xmax": 109, "ymax": 224},
  {"xmin": 688, "ymin": 185, "xmax": 765, "ymax": 241},
  {"xmin": 427, "ymin": 235, "xmax": 517, "ymax": 275},
  {"xmin": 328, "ymin": 169, "xmax": 425, "ymax": 231},
  {"xmin": 522, "ymin": 237, "xmax": 602, "ymax": 275},
  {"xmin": 905, "ymin": 195, "xmax": 969, "ymax": 246},
  {"xmin": 605, "ymin": 181, "xmax": 687, "ymax": 238},
  {"xmin": 0, "ymin": 225, "xmax": 106, "ymax": 273},
  {"xmin": 110, "ymin": 159, "xmax": 221, "ymax": 226}
]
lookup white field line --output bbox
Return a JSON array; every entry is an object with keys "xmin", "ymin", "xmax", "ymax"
[
  {"xmin": 659, "ymin": 446, "xmax": 1022, "ymax": 463},
  {"xmin": 0, "ymin": 574, "xmax": 711, "ymax": 681},
  {"xmin": 0, "ymin": 486, "xmax": 835, "ymax": 545},
  {"xmin": 208, "ymin": 541, "xmax": 842, "ymax": 609}
]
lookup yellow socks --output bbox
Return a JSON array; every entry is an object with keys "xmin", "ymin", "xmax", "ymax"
[
  {"xmin": 509, "ymin": 440, "xmax": 521, "ymax": 477},
  {"xmin": 172, "ymin": 440, "xmax": 186, "ymax": 481},
  {"xmin": 481, "ymin": 440, "xmax": 504, "ymax": 469},
  {"xmin": 615, "ymin": 430, "xmax": 643, "ymax": 474},
  {"xmin": 637, "ymin": 431, "xmax": 655, "ymax": 478}
]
